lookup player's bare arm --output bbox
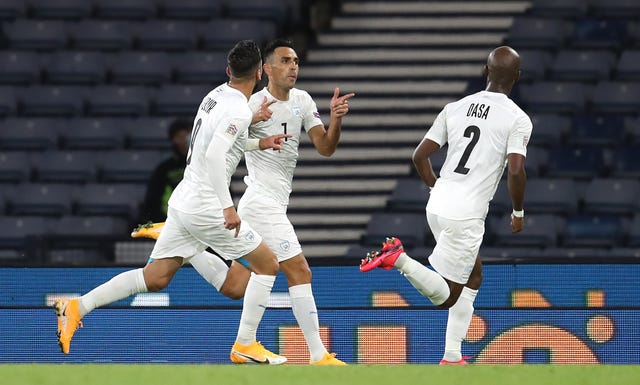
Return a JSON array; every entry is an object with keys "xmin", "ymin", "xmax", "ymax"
[
  {"xmin": 308, "ymin": 87, "xmax": 355, "ymax": 156},
  {"xmin": 412, "ymin": 138, "xmax": 440, "ymax": 188},
  {"xmin": 507, "ymin": 152, "xmax": 526, "ymax": 233}
]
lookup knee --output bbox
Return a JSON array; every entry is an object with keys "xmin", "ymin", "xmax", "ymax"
[
  {"xmin": 466, "ymin": 270, "xmax": 483, "ymax": 290},
  {"xmin": 290, "ymin": 264, "xmax": 312, "ymax": 283},
  {"xmin": 254, "ymin": 257, "xmax": 279, "ymax": 276},
  {"xmin": 220, "ymin": 284, "xmax": 244, "ymax": 300},
  {"xmin": 145, "ymin": 276, "xmax": 171, "ymax": 292}
]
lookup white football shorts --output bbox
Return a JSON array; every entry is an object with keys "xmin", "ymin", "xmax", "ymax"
[
  {"xmin": 149, "ymin": 206, "xmax": 262, "ymax": 262},
  {"xmin": 238, "ymin": 187, "xmax": 302, "ymax": 262},
  {"xmin": 426, "ymin": 211, "xmax": 485, "ymax": 284}
]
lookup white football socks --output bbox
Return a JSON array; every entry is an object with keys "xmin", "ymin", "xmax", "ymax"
[
  {"xmin": 189, "ymin": 250, "xmax": 229, "ymax": 291},
  {"xmin": 289, "ymin": 283, "xmax": 327, "ymax": 362},
  {"xmin": 78, "ymin": 268, "xmax": 148, "ymax": 317},
  {"xmin": 394, "ymin": 253, "xmax": 450, "ymax": 306},
  {"xmin": 235, "ymin": 273, "xmax": 276, "ymax": 345},
  {"xmin": 443, "ymin": 286, "xmax": 478, "ymax": 362}
]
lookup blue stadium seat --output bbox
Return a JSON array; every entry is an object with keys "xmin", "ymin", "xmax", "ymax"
[
  {"xmin": 590, "ymin": 81, "xmax": 640, "ymax": 113},
  {"xmin": 518, "ymin": 49, "xmax": 553, "ymax": 81},
  {"xmin": 224, "ymin": 0, "xmax": 289, "ymax": 24},
  {"xmin": 505, "ymin": 17, "xmax": 568, "ymax": 49},
  {"xmin": 628, "ymin": 215, "xmax": 640, "ymax": 246},
  {"xmin": 152, "ymin": 84, "xmax": 210, "ymax": 116},
  {"xmin": 201, "ymin": 19, "xmax": 277, "ymax": 49},
  {"xmin": 172, "ymin": 51, "xmax": 228, "ymax": 84},
  {"xmin": 590, "ymin": 0, "xmax": 640, "ymax": 18},
  {"xmin": 59, "ymin": 118, "xmax": 126, "ymax": 150},
  {"xmin": 569, "ymin": 114, "xmax": 625, "ymax": 146},
  {"xmin": 571, "ymin": 19, "xmax": 627, "ymax": 49},
  {"xmin": 529, "ymin": 113, "xmax": 570, "ymax": 145},
  {"xmin": 3, "ymin": 20, "xmax": 68, "ymax": 50},
  {"xmin": 629, "ymin": 21, "xmax": 640, "ymax": 47},
  {"xmin": 157, "ymin": 0, "xmax": 222, "ymax": 19},
  {"xmin": 110, "ymin": 51, "xmax": 171, "ymax": 85},
  {"xmin": 0, "ymin": 118, "xmax": 59, "ymax": 151},
  {"xmin": 529, "ymin": 0, "xmax": 587, "ymax": 17},
  {"xmin": 548, "ymin": 50, "xmax": 615, "ymax": 82},
  {"xmin": 386, "ymin": 178, "xmax": 429, "ymax": 212},
  {"xmin": 87, "ymin": 86, "xmax": 148, "ymax": 116},
  {"xmin": 545, "ymin": 145, "xmax": 605, "ymax": 179},
  {"xmin": 30, "ymin": 151, "xmax": 97, "ymax": 183},
  {"xmin": 0, "ymin": 216, "xmax": 52, "ymax": 250},
  {"xmin": 624, "ymin": 117, "xmax": 640, "ymax": 144},
  {"xmin": 98, "ymin": 150, "xmax": 165, "ymax": 183},
  {"xmin": 46, "ymin": 51, "xmax": 107, "ymax": 85},
  {"xmin": 525, "ymin": 178, "xmax": 579, "ymax": 215},
  {"xmin": 74, "ymin": 183, "xmax": 145, "ymax": 220},
  {"xmin": 0, "ymin": 151, "xmax": 30, "ymax": 183},
  {"xmin": 523, "ymin": 146, "xmax": 545, "ymax": 177},
  {"xmin": 5, "ymin": 183, "xmax": 73, "ymax": 216},
  {"xmin": 0, "ymin": 0, "xmax": 25, "ymax": 20},
  {"xmin": 28, "ymin": 0, "xmax": 91, "ymax": 19},
  {"xmin": 69, "ymin": 20, "xmax": 132, "ymax": 51},
  {"xmin": 0, "ymin": 87, "xmax": 18, "ymax": 116},
  {"xmin": 127, "ymin": 118, "xmax": 173, "ymax": 150},
  {"xmin": 611, "ymin": 145, "xmax": 640, "ymax": 178},
  {"xmin": 615, "ymin": 50, "xmax": 640, "ymax": 80},
  {"xmin": 361, "ymin": 212, "xmax": 429, "ymax": 248},
  {"xmin": 0, "ymin": 51, "xmax": 41, "ymax": 85},
  {"xmin": 491, "ymin": 214, "xmax": 563, "ymax": 247},
  {"xmin": 19, "ymin": 86, "xmax": 86, "ymax": 117},
  {"xmin": 133, "ymin": 21, "xmax": 199, "ymax": 51},
  {"xmin": 583, "ymin": 178, "xmax": 640, "ymax": 215},
  {"xmin": 518, "ymin": 82, "xmax": 590, "ymax": 113},
  {"xmin": 93, "ymin": 0, "xmax": 156, "ymax": 20},
  {"xmin": 563, "ymin": 215, "xmax": 623, "ymax": 248},
  {"xmin": 50, "ymin": 215, "xmax": 130, "ymax": 252}
]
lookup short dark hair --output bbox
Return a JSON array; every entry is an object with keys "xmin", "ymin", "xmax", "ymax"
[
  {"xmin": 227, "ymin": 40, "xmax": 262, "ymax": 79},
  {"xmin": 168, "ymin": 118, "xmax": 193, "ymax": 139},
  {"xmin": 263, "ymin": 38, "xmax": 295, "ymax": 63}
]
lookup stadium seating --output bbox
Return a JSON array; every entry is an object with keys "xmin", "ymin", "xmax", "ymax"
[
  {"xmin": 0, "ymin": 118, "xmax": 59, "ymax": 151},
  {"xmin": 59, "ymin": 118, "xmax": 126, "ymax": 151},
  {"xmin": 28, "ymin": 0, "xmax": 91, "ymax": 20},
  {"xmin": 615, "ymin": 50, "xmax": 640, "ymax": 80},
  {"xmin": 156, "ymin": 0, "xmax": 222, "ymax": 20},
  {"xmin": 132, "ymin": 20, "xmax": 199, "ymax": 51},
  {"xmin": 523, "ymin": 178, "xmax": 579, "ymax": 215},
  {"xmin": 563, "ymin": 215, "xmax": 623, "ymax": 248},
  {"xmin": 0, "ymin": 51, "xmax": 41, "ymax": 85},
  {"xmin": 548, "ymin": 50, "xmax": 616, "ymax": 82},
  {"xmin": 490, "ymin": 214, "xmax": 562, "ymax": 247},
  {"xmin": 361, "ymin": 212, "xmax": 430, "ymax": 249},
  {"xmin": 3, "ymin": 20, "xmax": 68, "ymax": 50},
  {"xmin": 0, "ymin": 152, "xmax": 30, "ymax": 183},
  {"xmin": 46, "ymin": 51, "xmax": 107, "ymax": 85},
  {"xmin": 582, "ymin": 178, "xmax": 640, "ymax": 215},
  {"xmin": 386, "ymin": 178, "xmax": 429, "ymax": 212},
  {"xmin": 69, "ymin": 20, "xmax": 132, "ymax": 51},
  {"xmin": 5, "ymin": 183, "xmax": 74, "ymax": 217},
  {"xmin": 30, "ymin": 151, "xmax": 97, "ymax": 183},
  {"xmin": 86, "ymin": 86, "xmax": 148, "ymax": 116},
  {"xmin": 19, "ymin": 86, "xmax": 86, "ymax": 117},
  {"xmin": 110, "ymin": 51, "xmax": 172, "ymax": 85}
]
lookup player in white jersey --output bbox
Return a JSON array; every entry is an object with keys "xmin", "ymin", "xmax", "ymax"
[
  {"xmin": 53, "ymin": 40, "xmax": 290, "ymax": 364},
  {"xmin": 130, "ymin": 39, "xmax": 354, "ymax": 365},
  {"xmin": 360, "ymin": 46, "xmax": 531, "ymax": 365}
]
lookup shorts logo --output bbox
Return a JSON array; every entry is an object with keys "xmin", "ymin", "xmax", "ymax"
[
  {"xmin": 225, "ymin": 123, "xmax": 238, "ymax": 137},
  {"xmin": 245, "ymin": 231, "xmax": 255, "ymax": 241},
  {"xmin": 280, "ymin": 241, "xmax": 290, "ymax": 251}
]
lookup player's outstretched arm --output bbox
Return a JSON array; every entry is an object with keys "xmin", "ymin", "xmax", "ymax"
[
  {"xmin": 507, "ymin": 153, "xmax": 526, "ymax": 233},
  {"xmin": 309, "ymin": 87, "xmax": 355, "ymax": 156}
]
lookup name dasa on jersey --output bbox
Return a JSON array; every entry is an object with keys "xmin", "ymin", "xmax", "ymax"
[{"xmin": 467, "ymin": 103, "xmax": 490, "ymax": 120}]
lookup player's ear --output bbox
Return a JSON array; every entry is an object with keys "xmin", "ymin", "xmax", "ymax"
[
  {"xmin": 482, "ymin": 65, "xmax": 488, "ymax": 78},
  {"xmin": 226, "ymin": 66, "xmax": 231, "ymax": 78}
]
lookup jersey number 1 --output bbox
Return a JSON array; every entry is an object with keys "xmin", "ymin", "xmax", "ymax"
[{"xmin": 453, "ymin": 125, "xmax": 480, "ymax": 175}]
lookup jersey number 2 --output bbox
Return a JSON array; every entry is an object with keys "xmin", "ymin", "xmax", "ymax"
[
  {"xmin": 186, "ymin": 118, "xmax": 202, "ymax": 165},
  {"xmin": 453, "ymin": 125, "xmax": 480, "ymax": 175}
]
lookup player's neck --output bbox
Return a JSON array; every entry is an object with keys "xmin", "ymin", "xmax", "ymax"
[
  {"xmin": 267, "ymin": 85, "xmax": 290, "ymax": 101},
  {"xmin": 228, "ymin": 80, "xmax": 256, "ymax": 100},
  {"xmin": 485, "ymin": 80, "xmax": 513, "ymax": 95}
]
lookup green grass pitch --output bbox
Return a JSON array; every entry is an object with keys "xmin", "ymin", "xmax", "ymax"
[{"xmin": 1, "ymin": 364, "xmax": 639, "ymax": 385}]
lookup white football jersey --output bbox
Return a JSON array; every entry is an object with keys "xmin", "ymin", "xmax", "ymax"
[
  {"xmin": 169, "ymin": 83, "xmax": 251, "ymax": 213},
  {"xmin": 244, "ymin": 87, "xmax": 323, "ymax": 205},
  {"xmin": 426, "ymin": 90, "xmax": 532, "ymax": 220}
]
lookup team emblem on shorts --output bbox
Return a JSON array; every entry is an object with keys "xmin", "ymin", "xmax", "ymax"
[
  {"xmin": 245, "ymin": 231, "xmax": 255, "ymax": 241},
  {"xmin": 280, "ymin": 241, "xmax": 290, "ymax": 251}
]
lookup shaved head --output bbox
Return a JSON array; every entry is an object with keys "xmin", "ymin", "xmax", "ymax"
[{"xmin": 484, "ymin": 46, "xmax": 521, "ymax": 94}]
